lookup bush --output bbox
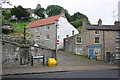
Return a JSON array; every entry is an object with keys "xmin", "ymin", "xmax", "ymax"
[{"xmin": 2, "ymin": 25, "xmax": 14, "ymax": 34}]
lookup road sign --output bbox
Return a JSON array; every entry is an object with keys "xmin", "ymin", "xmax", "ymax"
[{"xmin": 56, "ymin": 40, "xmax": 59, "ymax": 45}]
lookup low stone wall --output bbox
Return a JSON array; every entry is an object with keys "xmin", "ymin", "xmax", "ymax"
[{"xmin": 2, "ymin": 42, "xmax": 55, "ymax": 67}]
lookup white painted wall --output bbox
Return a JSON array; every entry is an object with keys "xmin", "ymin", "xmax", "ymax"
[
  {"xmin": 118, "ymin": 1, "xmax": 120, "ymax": 21},
  {"xmin": 57, "ymin": 17, "xmax": 79, "ymax": 49}
]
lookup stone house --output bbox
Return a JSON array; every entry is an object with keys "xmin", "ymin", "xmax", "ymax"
[
  {"xmin": 64, "ymin": 19, "xmax": 120, "ymax": 62},
  {"xmin": 26, "ymin": 10, "xmax": 79, "ymax": 50}
]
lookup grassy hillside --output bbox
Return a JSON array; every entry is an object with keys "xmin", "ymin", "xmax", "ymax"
[
  {"xmin": 7, "ymin": 22, "xmax": 30, "ymax": 37},
  {"xmin": 11, "ymin": 22, "xmax": 30, "ymax": 33}
]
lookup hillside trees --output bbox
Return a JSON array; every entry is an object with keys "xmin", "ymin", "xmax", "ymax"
[
  {"xmin": 11, "ymin": 5, "xmax": 30, "ymax": 21},
  {"xmin": 70, "ymin": 12, "xmax": 90, "ymax": 28},
  {"xmin": 45, "ymin": 5, "xmax": 90, "ymax": 28},
  {"xmin": 34, "ymin": 7, "xmax": 45, "ymax": 19},
  {"xmin": 46, "ymin": 5, "xmax": 71, "ymax": 21},
  {"xmin": 3, "ymin": 4, "xmax": 90, "ymax": 31}
]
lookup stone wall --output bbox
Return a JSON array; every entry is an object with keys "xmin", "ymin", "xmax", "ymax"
[
  {"xmin": 2, "ymin": 43, "xmax": 54, "ymax": 67},
  {"xmin": 2, "ymin": 43, "xmax": 19, "ymax": 66}
]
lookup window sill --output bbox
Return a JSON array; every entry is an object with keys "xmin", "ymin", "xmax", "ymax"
[
  {"xmin": 76, "ymin": 43, "xmax": 82, "ymax": 45},
  {"xmin": 45, "ymin": 39, "xmax": 49, "ymax": 41},
  {"xmin": 95, "ymin": 34, "xmax": 100, "ymax": 36},
  {"xmin": 94, "ymin": 43, "xmax": 100, "ymax": 44}
]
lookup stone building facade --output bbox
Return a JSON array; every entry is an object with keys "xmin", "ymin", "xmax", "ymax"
[
  {"xmin": 26, "ymin": 10, "xmax": 79, "ymax": 49},
  {"xmin": 64, "ymin": 19, "xmax": 120, "ymax": 62}
]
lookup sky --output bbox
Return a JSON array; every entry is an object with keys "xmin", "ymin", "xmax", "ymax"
[{"xmin": 2, "ymin": 0, "xmax": 120, "ymax": 25}]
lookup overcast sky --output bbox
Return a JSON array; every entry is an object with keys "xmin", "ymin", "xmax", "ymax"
[{"xmin": 2, "ymin": 0, "xmax": 120, "ymax": 25}]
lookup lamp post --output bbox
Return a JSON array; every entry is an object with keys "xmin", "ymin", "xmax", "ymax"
[
  {"xmin": 55, "ymin": 19, "xmax": 59, "ymax": 60},
  {"xmin": 23, "ymin": 27, "xmax": 26, "ymax": 44}
]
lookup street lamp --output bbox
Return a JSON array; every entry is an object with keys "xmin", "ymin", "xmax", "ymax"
[
  {"xmin": 23, "ymin": 27, "xmax": 26, "ymax": 44},
  {"xmin": 55, "ymin": 19, "xmax": 59, "ymax": 60}
]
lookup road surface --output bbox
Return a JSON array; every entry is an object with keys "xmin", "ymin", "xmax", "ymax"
[{"xmin": 3, "ymin": 69, "xmax": 119, "ymax": 78}]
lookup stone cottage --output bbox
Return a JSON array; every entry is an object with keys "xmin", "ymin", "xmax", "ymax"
[
  {"xmin": 64, "ymin": 19, "xmax": 120, "ymax": 62},
  {"xmin": 26, "ymin": 10, "xmax": 79, "ymax": 50}
]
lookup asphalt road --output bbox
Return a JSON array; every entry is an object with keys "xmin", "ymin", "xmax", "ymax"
[{"xmin": 3, "ymin": 69, "xmax": 119, "ymax": 78}]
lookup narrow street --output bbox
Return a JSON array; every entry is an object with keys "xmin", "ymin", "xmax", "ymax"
[{"xmin": 4, "ymin": 69, "xmax": 119, "ymax": 78}]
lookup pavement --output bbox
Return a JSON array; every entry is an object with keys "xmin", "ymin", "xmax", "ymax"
[{"xmin": 2, "ymin": 51, "xmax": 119, "ymax": 76}]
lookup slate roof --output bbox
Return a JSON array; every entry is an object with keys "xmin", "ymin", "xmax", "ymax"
[
  {"xmin": 26, "ymin": 15, "xmax": 60, "ymax": 28},
  {"xmin": 86, "ymin": 25, "xmax": 120, "ymax": 31}
]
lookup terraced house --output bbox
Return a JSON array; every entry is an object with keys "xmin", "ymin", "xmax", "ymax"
[{"xmin": 64, "ymin": 19, "xmax": 120, "ymax": 63}]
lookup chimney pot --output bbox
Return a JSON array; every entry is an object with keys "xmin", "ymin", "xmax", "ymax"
[
  {"xmin": 114, "ymin": 21, "xmax": 120, "ymax": 26},
  {"xmin": 98, "ymin": 18, "xmax": 102, "ymax": 26}
]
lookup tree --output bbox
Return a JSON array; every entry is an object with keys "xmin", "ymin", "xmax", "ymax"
[
  {"xmin": 11, "ymin": 5, "xmax": 30, "ymax": 21},
  {"xmin": 70, "ymin": 12, "xmax": 88, "ymax": 22},
  {"xmin": 34, "ymin": 7, "xmax": 45, "ymax": 19},
  {"xmin": 46, "ymin": 5, "xmax": 71, "ymax": 21},
  {"xmin": 70, "ymin": 19, "xmax": 83, "ymax": 28},
  {"xmin": 70, "ymin": 12, "xmax": 90, "ymax": 28},
  {"xmin": 2, "ymin": 10, "xmax": 12, "ymax": 20},
  {"xmin": 71, "ymin": 18, "xmax": 90, "ymax": 28}
]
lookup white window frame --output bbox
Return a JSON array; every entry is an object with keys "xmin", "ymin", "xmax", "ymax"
[
  {"xmin": 94, "ymin": 48, "xmax": 101, "ymax": 55},
  {"xmin": 116, "ymin": 52, "xmax": 120, "ymax": 59},
  {"xmin": 76, "ymin": 36, "xmax": 82, "ymax": 44},
  {"xmin": 45, "ymin": 35, "xmax": 50, "ymax": 40},
  {"xmin": 76, "ymin": 48, "xmax": 82, "ymax": 55},
  {"xmin": 94, "ymin": 37, "xmax": 100, "ymax": 44}
]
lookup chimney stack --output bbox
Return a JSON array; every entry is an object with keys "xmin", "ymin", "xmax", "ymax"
[
  {"xmin": 114, "ymin": 21, "xmax": 120, "ymax": 26},
  {"xmin": 82, "ymin": 18, "xmax": 87, "ymax": 27},
  {"xmin": 60, "ymin": 9, "xmax": 66, "ymax": 18},
  {"xmin": 98, "ymin": 18, "xmax": 102, "ymax": 26}
]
